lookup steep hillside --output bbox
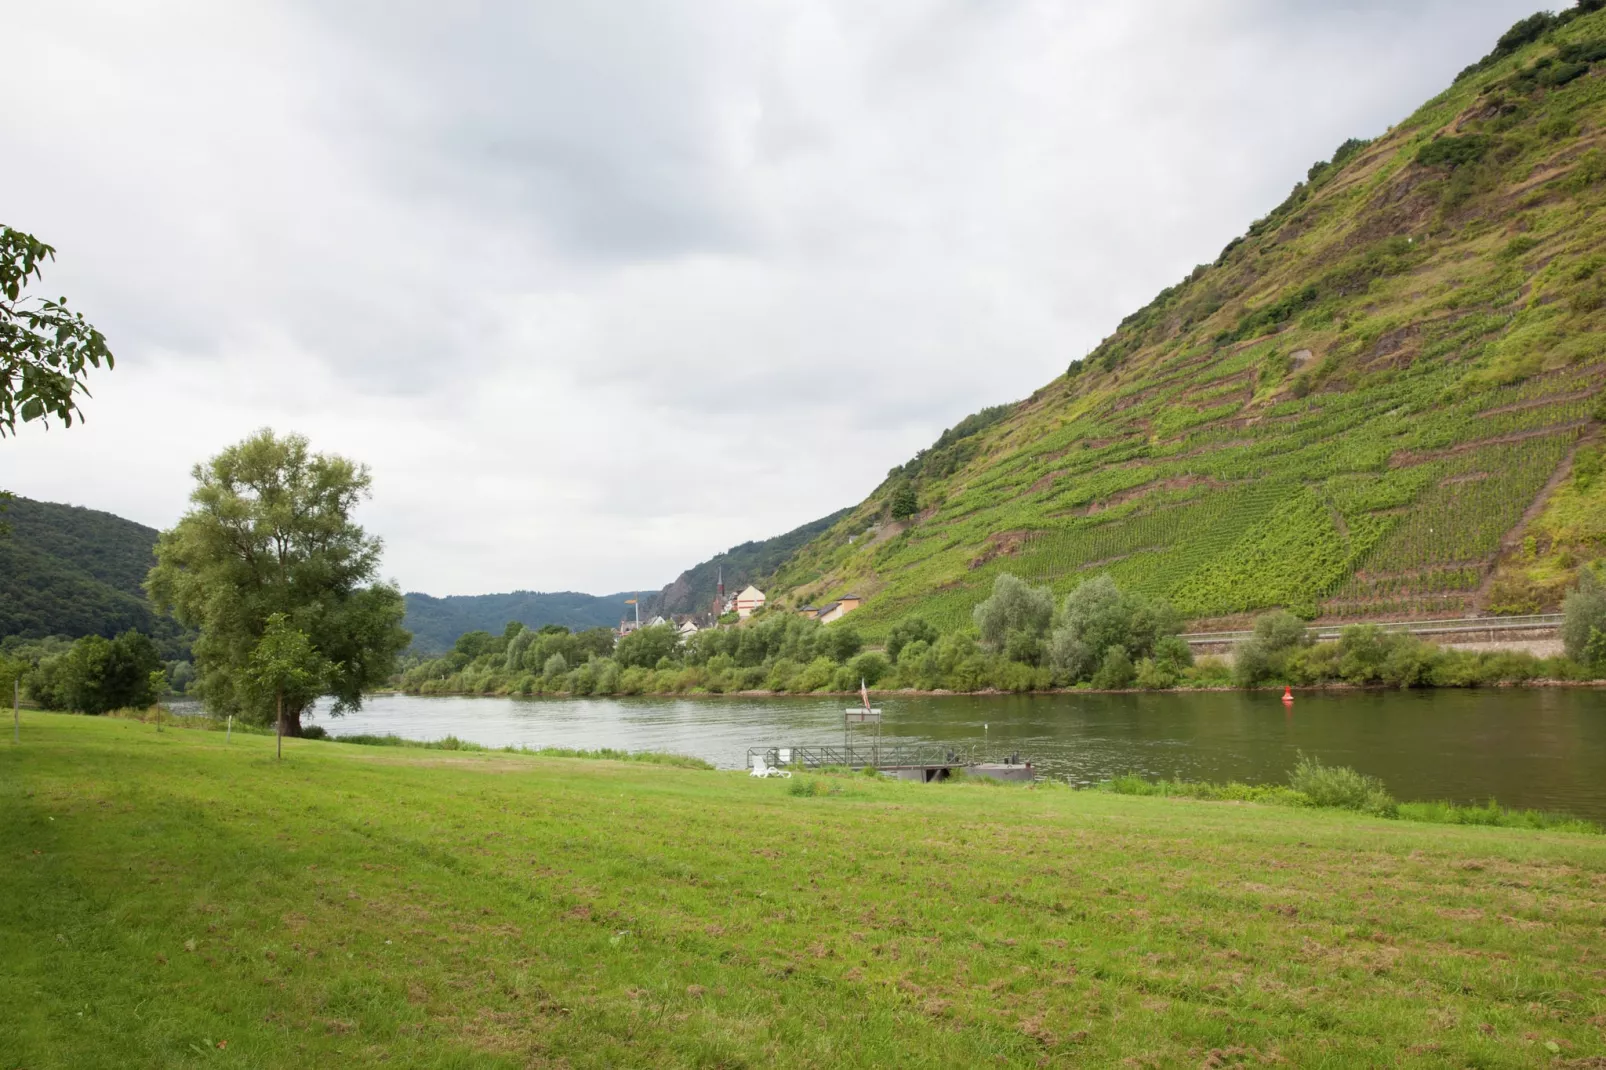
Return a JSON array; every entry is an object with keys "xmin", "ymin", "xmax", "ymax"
[
  {"xmin": 402, "ymin": 591, "xmax": 631, "ymax": 653},
  {"xmin": 644, "ymin": 508, "xmax": 852, "ymax": 619},
  {"xmin": 0, "ymin": 496, "xmax": 170, "ymax": 641},
  {"xmin": 773, "ymin": 5, "xmax": 1606, "ymax": 637}
]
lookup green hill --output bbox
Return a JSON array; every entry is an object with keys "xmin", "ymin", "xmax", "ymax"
[
  {"xmin": 402, "ymin": 591, "xmax": 631, "ymax": 653},
  {"xmin": 0, "ymin": 496, "xmax": 169, "ymax": 641},
  {"xmin": 402, "ymin": 510, "xmax": 853, "ymax": 651},
  {"xmin": 644, "ymin": 508, "xmax": 852, "ymax": 619},
  {"xmin": 772, "ymin": 4, "xmax": 1606, "ymax": 637}
]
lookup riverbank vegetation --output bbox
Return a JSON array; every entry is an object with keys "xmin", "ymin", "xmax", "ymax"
[
  {"xmin": 398, "ymin": 573, "xmax": 1200, "ymax": 696},
  {"xmin": 398, "ymin": 567, "xmax": 1599, "ymax": 696},
  {"xmin": 1100, "ymin": 755, "xmax": 1604, "ymax": 834},
  {"xmin": 5, "ymin": 712, "xmax": 1605, "ymax": 1067}
]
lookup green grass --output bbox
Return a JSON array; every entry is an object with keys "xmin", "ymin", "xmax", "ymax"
[{"xmin": 4, "ymin": 714, "xmax": 1606, "ymax": 1067}]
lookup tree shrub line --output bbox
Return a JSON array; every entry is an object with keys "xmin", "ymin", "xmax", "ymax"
[
  {"xmin": 398, "ymin": 572, "xmax": 1195, "ymax": 696},
  {"xmin": 399, "ymin": 563, "xmax": 1606, "ymax": 697},
  {"xmin": 1, "ymin": 631, "xmax": 184, "ymax": 714},
  {"xmin": 1230, "ymin": 608, "xmax": 1582, "ymax": 689}
]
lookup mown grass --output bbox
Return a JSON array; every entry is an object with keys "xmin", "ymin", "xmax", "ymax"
[{"xmin": 3, "ymin": 713, "xmax": 1606, "ymax": 1068}]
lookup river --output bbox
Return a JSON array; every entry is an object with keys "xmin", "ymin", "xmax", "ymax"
[{"xmin": 298, "ymin": 689, "xmax": 1606, "ymax": 821}]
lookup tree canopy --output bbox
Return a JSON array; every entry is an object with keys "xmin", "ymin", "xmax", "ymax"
[
  {"xmin": 25, "ymin": 629, "xmax": 161, "ymax": 714},
  {"xmin": 146, "ymin": 430, "xmax": 409, "ymax": 733},
  {"xmin": 0, "ymin": 226, "xmax": 114, "ymax": 437}
]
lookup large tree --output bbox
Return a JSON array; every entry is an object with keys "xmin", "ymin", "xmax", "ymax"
[
  {"xmin": 146, "ymin": 429, "xmax": 410, "ymax": 734},
  {"xmin": 1, "ymin": 226, "xmax": 114, "ymax": 437}
]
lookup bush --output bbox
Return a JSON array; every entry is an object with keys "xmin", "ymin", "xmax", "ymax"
[
  {"xmin": 889, "ymin": 483, "xmax": 919, "ymax": 520},
  {"xmin": 1561, "ymin": 567, "xmax": 1606, "ymax": 671},
  {"xmin": 614, "ymin": 625, "xmax": 680, "ymax": 670},
  {"xmin": 1091, "ymin": 645, "xmax": 1135, "ymax": 689},
  {"xmin": 791, "ymin": 656, "xmax": 837, "ymax": 693},
  {"xmin": 26, "ymin": 630, "xmax": 162, "ymax": 714},
  {"xmin": 1288, "ymin": 754, "xmax": 1397, "ymax": 816},
  {"xmin": 884, "ymin": 618, "xmax": 938, "ymax": 663},
  {"xmin": 1232, "ymin": 610, "xmax": 1310, "ymax": 687},
  {"xmin": 1048, "ymin": 575, "xmax": 1181, "ymax": 682},
  {"xmin": 973, "ymin": 574, "xmax": 1054, "ymax": 653},
  {"xmin": 847, "ymin": 651, "xmax": 889, "ymax": 686},
  {"xmin": 1132, "ymin": 657, "xmax": 1175, "ymax": 690},
  {"xmin": 1416, "ymin": 135, "xmax": 1491, "ymax": 171}
]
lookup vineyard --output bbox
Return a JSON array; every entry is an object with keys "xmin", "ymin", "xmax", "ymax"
[{"xmin": 770, "ymin": 9, "xmax": 1606, "ymax": 637}]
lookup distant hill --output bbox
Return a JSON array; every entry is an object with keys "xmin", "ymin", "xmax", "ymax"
[
  {"xmin": 1, "ymin": 490, "xmax": 842, "ymax": 656},
  {"xmin": 401, "ymin": 510, "xmax": 851, "ymax": 651},
  {"xmin": 770, "ymin": 4, "xmax": 1606, "ymax": 636},
  {"xmin": 644, "ymin": 508, "xmax": 853, "ymax": 619},
  {"xmin": 402, "ymin": 591, "xmax": 632, "ymax": 653},
  {"xmin": 0, "ymin": 495, "xmax": 175, "ymax": 643}
]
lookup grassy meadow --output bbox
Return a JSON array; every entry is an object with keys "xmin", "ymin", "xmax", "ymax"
[{"xmin": 3, "ymin": 713, "xmax": 1606, "ymax": 1068}]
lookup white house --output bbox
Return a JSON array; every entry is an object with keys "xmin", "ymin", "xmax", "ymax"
[
  {"xmin": 678, "ymin": 618, "xmax": 700, "ymax": 636},
  {"xmin": 732, "ymin": 585, "xmax": 767, "ymax": 618}
]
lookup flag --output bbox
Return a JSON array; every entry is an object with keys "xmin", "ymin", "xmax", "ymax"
[{"xmin": 624, "ymin": 599, "xmax": 637, "ymax": 604}]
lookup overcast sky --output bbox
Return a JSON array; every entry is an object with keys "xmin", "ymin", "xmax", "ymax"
[{"xmin": 0, "ymin": 0, "xmax": 1550, "ymax": 595}]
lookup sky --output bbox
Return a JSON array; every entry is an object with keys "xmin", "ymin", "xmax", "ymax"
[{"xmin": 0, "ymin": 0, "xmax": 1553, "ymax": 596}]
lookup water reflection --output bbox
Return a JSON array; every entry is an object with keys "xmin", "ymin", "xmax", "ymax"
[{"xmin": 298, "ymin": 689, "xmax": 1606, "ymax": 820}]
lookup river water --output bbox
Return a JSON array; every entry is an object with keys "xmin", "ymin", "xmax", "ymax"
[{"xmin": 300, "ymin": 689, "xmax": 1606, "ymax": 821}]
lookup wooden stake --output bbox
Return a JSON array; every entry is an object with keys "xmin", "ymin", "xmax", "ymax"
[
  {"xmin": 276, "ymin": 690, "xmax": 283, "ymax": 760},
  {"xmin": 12, "ymin": 678, "xmax": 17, "ymax": 744}
]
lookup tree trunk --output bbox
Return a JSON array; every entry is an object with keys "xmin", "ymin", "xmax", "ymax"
[
  {"xmin": 276, "ymin": 689, "xmax": 283, "ymax": 760},
  {"xmin": 281, "ymin": 705, "xmax": 304, "ymax": 737}
]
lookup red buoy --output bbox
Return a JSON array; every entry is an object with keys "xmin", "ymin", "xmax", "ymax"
[{"xmin": 1282, "ymin": 686, "xmax": 1294, "ymax": 705}]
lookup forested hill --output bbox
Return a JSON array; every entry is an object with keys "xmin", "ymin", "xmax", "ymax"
[
  {"xmin": 402, "ymin": 508, "xmax": 854, "ymax": 650},
  {"xmin": 0, "ymin": 495, "xmax": 166, "ymax": 640},
  {"xmin": 645, "ymin": 508, "xmax": 853, "ymax": 619},
  {"xmin": 770, "ymin": 4, "xmax": 1606, "ymax": 638},
  {"xmin": 3, "ymin": 488, "xmax": 845, "ymax": 653},
  {"xmin": 402, "ymin": 592, "xmax": 632, "ymax": 653}
]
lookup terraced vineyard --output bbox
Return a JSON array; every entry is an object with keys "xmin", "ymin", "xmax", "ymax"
[{"xmin": 772, "ymin": 7, "xmax": 1606, "ymax": 636}]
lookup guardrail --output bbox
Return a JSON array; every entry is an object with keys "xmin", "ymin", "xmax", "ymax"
[
  {"xmin": 1181, "ymin": 613, "xmax": 1563, "ymax": 644},
  {"xmin": 748, "ymin": 744, "xmax": 1020, "ymax": 770}
]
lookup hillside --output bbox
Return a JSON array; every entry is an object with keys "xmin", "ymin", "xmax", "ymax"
[
  {"xmin": 402, "ymin": 510, "xmax": 852, "ymax": 651},
  {"xmin": 773, "ymin": 4, "xmax": 1606, "ymax": 637},
  {"xmin": 402, "ymin": 591, "xmax": 630, "ymax": 653},
  {"xmin": 643, "ymin": 508, "xmax": 852, "ymax": 619},
  {"xmin": 1, "ymin": 489, "xmax": 843, "ymax": 653},
  {"xmin": 0, "ymin": 495, "xmax": 172, "ymax": 642}
]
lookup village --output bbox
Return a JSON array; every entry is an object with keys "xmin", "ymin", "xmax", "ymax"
[{"xmin": 619, "ymin": 584, "xmax": 862, "ymax": 636}]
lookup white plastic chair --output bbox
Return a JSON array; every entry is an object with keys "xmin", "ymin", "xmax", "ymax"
[{"xmin": 750, "ymin": 754, "xmax": 791, "ymax": 779}]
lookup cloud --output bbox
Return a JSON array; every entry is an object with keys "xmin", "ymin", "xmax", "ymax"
[{"xmin": 0, "ymin": 0, "xmax": 1550, "ymax": 594}]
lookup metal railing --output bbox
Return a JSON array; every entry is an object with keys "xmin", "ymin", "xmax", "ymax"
[
  {"xmin": 748, "ymin": 744, "xmax": 994, "ymax": 771},
  {"xmin": 1181, "ymin": 613, "xmax": 1563, "ymax": 644}
]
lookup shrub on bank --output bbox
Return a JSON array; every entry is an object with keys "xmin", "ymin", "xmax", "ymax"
[
  {"xmin": 1231, "ymin": 613, "xmax": 1576, "ymax": 690},
  {"xmin": 1098, "ymin": 756, "xmax": 1602, "ymax": 833},
  {"xmin": 1288, "ymin": 753, "xmax": 1397, "ymax": 816}
]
